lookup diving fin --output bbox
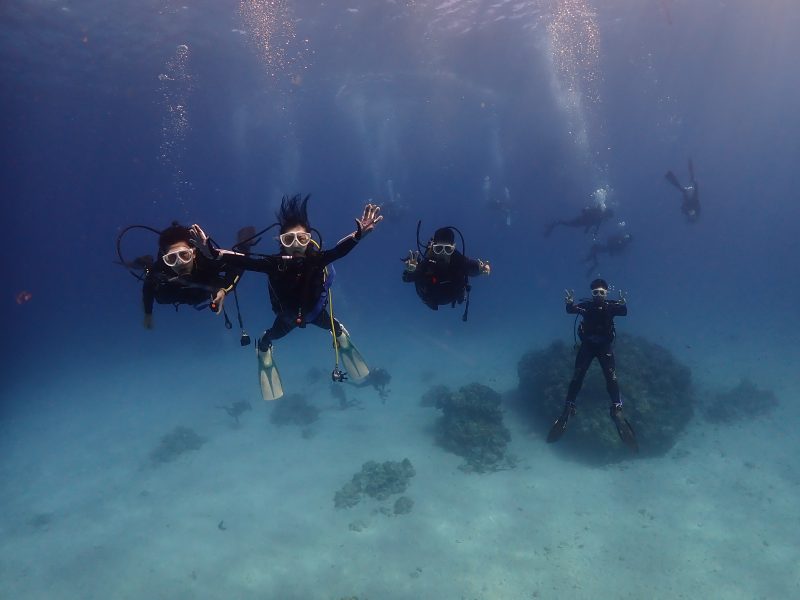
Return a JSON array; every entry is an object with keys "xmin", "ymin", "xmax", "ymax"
[
  {"xmin": 546, "ymin": 403, "xmax": 575, "ymax": 444},
  {"xmin": 257, "ymin": 345, "xmax": 284, "ymax": 401},
  {"xmin": 611, "ymin": 407, "xmax": 639, "ymax": 452},
  {"xmin": 664, "ymin": 170, "xmax": 683, "ymax": 191},
  {"xmin": 336, "ymin": 330, "xmax": 370, "ymax": 381}
]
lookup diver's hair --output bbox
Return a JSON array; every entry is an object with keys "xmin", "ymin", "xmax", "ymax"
[
  {"xmin": 158, "ymin": 221, "xmax": 191, "ymax": 253},
  {"xmin": 277, "ymin": 194, "xmax": 311, "ymax": 233},
  {"xmin": 432, "ymin": 227, "xmax": 455, "ymax": 244},
  {"xmin": 590, "ymin": 278, "xmax": 608, "ymax": 290}
]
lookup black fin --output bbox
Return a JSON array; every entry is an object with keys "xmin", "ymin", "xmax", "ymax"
[
  {"xmin": 546, "ymin": 416, "xmax": 569, "ymax": 443},
  {"xmin": 547, "ymin": 405, "xmax": 575, "ymax": 443},
  {"xmin": 665, "ymin": 170, "xmax": 683, "ymax": 191},
  {"xmin": 613, "ymin": 415, "xmax": 639, "ymax": 452}
]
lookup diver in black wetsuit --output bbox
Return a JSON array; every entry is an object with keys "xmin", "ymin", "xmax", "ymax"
[
  {"xmin": 401, "ymin": 226, "xmax": 490, "ymax": 320},
  {"xmin": 191, "ymin": 195, "xmax": 382, "ymax": 399},
  {"xmin": 547, "ymin": 278, "xmax": 637, "ymax": 451},
  {"xmin": 544, "ymin": 205, "xmax": 614, "ymax": 237},
  {"xmin": 665, "ymin": 159, "xmax": 700, "ymax": 222},
  {"xmin": 583, "ymin": 223, "xmax": 633, "ymax": 277},
  {"xmin": 379, "ymin": 179, "xmax": 410, "ymax": 222},
  {"xmin": 140, "ymin": 222, "xmax": 242, "ymax": 330},
  {"xmin": 484, "ymin": 181, "xmax": 515, "ymax": 228}
]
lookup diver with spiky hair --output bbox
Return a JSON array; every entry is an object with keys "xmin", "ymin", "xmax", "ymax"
[
  {"xmin": 191, "ymin": 195, "xmax": 382, "ymax": 400},
  {"xmin": 547, "ymin": 278, "xmax": 637, "ymax": 451},
  {"xmin": 665, "ymin": 158, "xmax": 700, "ymax": 221}
]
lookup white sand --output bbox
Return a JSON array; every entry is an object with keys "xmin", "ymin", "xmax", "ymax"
[{"xmin": 1, "ymin": 327, "xmax": 799, "ymax": 600}]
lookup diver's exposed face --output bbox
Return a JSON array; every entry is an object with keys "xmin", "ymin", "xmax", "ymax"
[
  {"xmin": 280, "ymin": 225, "xmax": 311, "ymax": 256},
  {"xmin": 164, "ymin": 242, "xmax": 195, "ymax": 275}
]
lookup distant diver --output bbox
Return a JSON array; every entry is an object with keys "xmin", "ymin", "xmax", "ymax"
[
  {"xmin": 665, "ymin": 159, "xmax": 700, "ymax": 222},
  {"xmin": 547, "ymin": 279, "xmax": 638, "ymax": 451},
  {"xmin": 544, "ymin": 204, "xmax": 614, "ymax": 237},
  {"xmin": 117, "ymin": 222, "xmax": 244, "ymax": 331},
  {"xmin": 379, "ymin": 180, "xmax": 409, "ymax": 221},
  {"xmin": 583, "ymin": 222, "xmax": 633, "ymax": 277},
  {"xmin": 402, "ymin": 223, "xmax": 490, "ymax": 322},
  {"xmin": 379, "ymin": 197, "xmax": 409, "ymax": 221},
  {"xmin": 191, "ymin": 195, "xmax": 383, "ymax": 400},
  {"xmin": 483, "ymin": 176, "xmax": 513, "ymax": 227}
]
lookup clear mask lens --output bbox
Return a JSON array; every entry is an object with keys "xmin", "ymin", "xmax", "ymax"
[
  {"xmin": 432, "ymin": 243, "xmax": 455, "ymax": 255},
  {"xmin": 162, "ymin": 249, "xmax": 193, "ymax": 267},
  {"xmin": 279, "ymin": 231, "xmax": 311, "ymax": 247},
  {"xmin": 592, "ymin": 288, "xmax": 608, "ymax": 297}
]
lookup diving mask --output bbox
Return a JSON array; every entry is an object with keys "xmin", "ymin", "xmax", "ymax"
[
  {"xmin": 279, "ymin": 231, "xmax": 312, "ymax": 247},
  {"xmin": 431, "ymin": 243, "xmax": 455, "ymax": 256},
  {"xmin": 162, "ymin": 248, "xmax": 194, "ymax": 267}
]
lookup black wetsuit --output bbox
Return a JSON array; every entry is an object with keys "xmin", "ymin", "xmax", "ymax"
[
  {"xmin": 584, "ymin": 232, "xmax": 632, "ymax": 276},
  {"xmin": 221, "ymin": 235, "xmax": 359, "ymax": 350},
  {"xmin": 564, "ymin": 299, "xmax": 628, "ymax": 409},
  {"xmin": 545, "ymin": 206, "xmax": 612, "ymax": 237},
  {"xmin": 142, "ymin": 255, "xmax": 240, "ymax": 316},
  {"xmin": 680, "ymin": 185, "xmax": 700, "ymax": 220},
  {"xmin": 402, "ymin": 251, "xmax": 482, "ymax": 310},
  {"xmin": 666, "ymin": 160, "xmax": 700, "ymax": 222}
]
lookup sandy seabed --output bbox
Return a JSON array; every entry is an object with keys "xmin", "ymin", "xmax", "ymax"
[{"xmin": 1, "ymin": 327, "xmax": 799, "ymax": 600}]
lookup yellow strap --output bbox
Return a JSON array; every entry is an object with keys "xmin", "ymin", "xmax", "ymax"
[
  {"xmin": 222, "ymin": 274, "xmax": 240, "ymax": 294},
  {"xmin": 327, "ymin": 266, "xmax": 341, "ymax": 367},
  {"xmin": 309, "ymin": 239, "xmax": 341, "ymax": 368}
]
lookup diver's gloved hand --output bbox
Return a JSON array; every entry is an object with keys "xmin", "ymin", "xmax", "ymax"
[
  {"xmin": 564, "ymin": 289, "xmax": 575, "ymax": 304},
  {"xmin": 355, "ymin": 203, "xmax": 383, "ymax": 239},
  {"xmin": 189, "ymin": 224, "xmax": 214, "ymax": 258},
  {"xmin": 478, "ymin": 259, "xmax": 491, "ymax": 275},
  {"xmin": 403, "ymin": 250, "xmax": 419, "ymax": 272},
  {"xmin": 618, "ymin": 289, "xmax": 627, "ymax": 304}
]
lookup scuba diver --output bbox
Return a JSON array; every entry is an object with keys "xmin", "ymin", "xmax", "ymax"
[
  {"xmin": 483, "ymin": 176, "xmax": 514, "ymax": 227},
  {"xmin": 544, "ymin": 204, "xmax": 614, "ymax": 237},
  {"xmin": 191, "ymin": 195, "xmax": 382, "ymax": 401},
  {"xmin": 379, "ymin": 179, "xmax": 410, "ymax": 222},
  {"xmin": 401, "ymin": 224, "xmax": 491, "ymax": 321},
  {"xmin": 583, "ymin": 222, "xmax": 633, "ymax": 277},
  {"xmin": 547, "ymin": 279, "xmax": 638, "ymax": 451},
  {"xmin": 379, "ymin": 196, "xmax": 409, "ymax": 221},
  {"xmin": 118, "ymin": 222, "xmax": 244, "ymax": 331},
  {"xmin": 665, "ymin": 159, "xmax": 700, "ymax": 221}
]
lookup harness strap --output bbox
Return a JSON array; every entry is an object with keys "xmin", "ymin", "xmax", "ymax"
[
  {"xmin": 462, "ymin": 283, "xmax": 471, "ymax": 322},
  {"xmin": 306, "ymin": 264, "xmax": 336, "ymax": 324}
]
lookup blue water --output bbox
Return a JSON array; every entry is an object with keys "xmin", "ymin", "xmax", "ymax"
[{"xmin": 2, "ymin": 1, "xmax": 800, "ymax": 598}]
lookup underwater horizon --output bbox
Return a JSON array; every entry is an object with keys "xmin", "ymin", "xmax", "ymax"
[{"xmin": 2, "ymin": 1, "xmax": 800, "ymax": 598}]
